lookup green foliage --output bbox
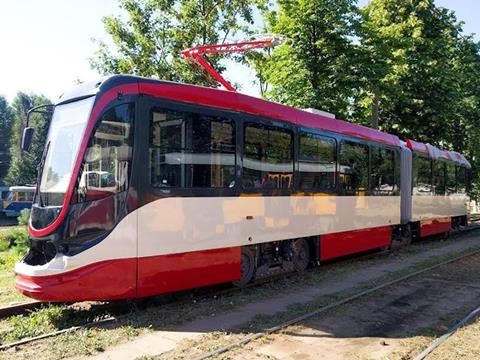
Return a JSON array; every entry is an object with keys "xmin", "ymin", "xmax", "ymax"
[
  {"xmin": 0, "ymin": 249, "xmax": 24, "ymax": 274},
  {"xmin": 0, "ymin": 238, "xmax": 8, "ymax": 252},
  {"xmin": 251, "ymin": 0, "xmax": 362, "ymax": 120},
  {"xmin": 358, "ymin": 0, "xmax": 462, "ymax": 137},
  {"xmin": 0, "ymin": 96, "xmax": 13, "ymax": 184},
  {"xmin": 6, "ymin": 228, "xmax": 29, "ymax": 250},
  {"xmin": 0, "ymin": 227, "xmax": 28, "ymax": 250},
  {"xmin": 17, "ymin": 208, "xmax": 30, "ymax": 227},
  {"xmin": 5, "ymin": 92, "xmax": 52, "ymax": 186},
  {"xmin": 357, "ymin": 0, "xmax": 480, "ymax": 197},
  {"xmin": 90, "ymin": 0, "xmax": 262, "ymax": 86},
  {"xmin": 0, "ymin": 227, "xmax": 29, "ymax": 273}
]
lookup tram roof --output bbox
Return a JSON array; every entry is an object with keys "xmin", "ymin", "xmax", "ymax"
[
  {"xmin": 59, "ymin": 75, "xmax": 406, "ymax": 148},
  {"xmin": 406, "ymin": 139, "xmax": 471, "ymax": 168}
]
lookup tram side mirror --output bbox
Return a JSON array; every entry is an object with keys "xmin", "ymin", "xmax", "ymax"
[{"xmin": 21, "ymin": 127, "xmax": 34, "ymax": 152}]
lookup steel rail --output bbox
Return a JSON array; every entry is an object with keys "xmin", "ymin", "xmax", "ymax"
[
  {"xmin": 192, "ymin": 247, "xmax": 480, "ymax": 360},
  {"xmin": 0, "ymin": 316, "xmax": 116, "ymax": 351},
  {"xmin": 0, "ymin": 301, "xmax": 47, "ymax": 319},
  {"xmin": 412, "ymin": 304, "xmax": 480, "ymax": 360}
]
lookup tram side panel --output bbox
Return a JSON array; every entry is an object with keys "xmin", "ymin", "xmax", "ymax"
[
  {"xmin": 15, "ymin": 210, "xmax": 138, "ymax": 301},
  {"xmin": 412, "ymin": 194, "xmax": 468, "ymax": 237},
  {"xmin": 136, "ymin": 195, "xmax": 400, "ymax": 298}
]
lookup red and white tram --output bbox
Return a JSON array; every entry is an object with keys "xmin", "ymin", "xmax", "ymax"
[{"xmin": 14, "ymin": 76, "xmax": 471, "ymax": 301}]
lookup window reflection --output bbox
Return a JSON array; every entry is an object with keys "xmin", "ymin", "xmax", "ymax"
[
  {"xmin": 433, "ymin": 160, "xmax": 446, "ymax": 195},
  {"xmin": 298, "ymin": 133, "xmax": 336, "ymax": 191},
  {"xmin": 412, "ymin": 154, "xmax": 432, "ymax": 194},
  {"xmin": 149, "ymin": 109, "xmax": 236, "ymax": 188},
  {"xmin": 243, "ymin": 124, "xmax": 293, "ymax": 189},
  {"xmin": 78, "ymin": 104, "xmax": 134, "ymax": 202},
  {"xmin": 370, "ymin": 146, "xmax": 395, "ymax": 193},
  {"xmin": 339, "ymin": 141, "xmax": 369, "ymax": 194}
]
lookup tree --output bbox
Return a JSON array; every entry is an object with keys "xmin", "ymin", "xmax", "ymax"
[
  {"xmin": 5, "ymin": 93, "xmax": 51, "ymax": 186},
  {"xmin": 251, "ymin": 0, "xmax": 362, "ymax": 120},
  {"xmin": 358, "ymin": 0, "xmax": 466, "ymax": 140},
  {"xmin": 0, "ymin": 97, "xmax": 13, "ymax": 184},
  {"xmin": 453, "ymin": 35, "xmax": 480, "ymax": 199},
  {"xmin": 358, "ymin": 0, "xmax": 480, "ymax": 196},
  {"xmin": 90, "ymin": 0, "xmax": 261, "ymax": 86}
]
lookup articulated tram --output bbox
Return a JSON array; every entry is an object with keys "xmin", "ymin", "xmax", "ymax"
[{"xmin": 15, "ymin": 76, "xmax": 471, "ymax": 301}]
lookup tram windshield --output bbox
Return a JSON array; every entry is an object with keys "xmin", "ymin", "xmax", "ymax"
[{"xmin": 38, "ymin": 97, "xmax": 95, "ymax": 206}]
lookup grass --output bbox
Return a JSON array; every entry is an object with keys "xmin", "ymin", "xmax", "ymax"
[
  {"xmin": 0, "ymin": 225, "xmax": 30, "ymax": 305},
  {"xmin": 0, "ymin": 327, "xmax": 140, "ymax": 360},
  {"xmin": 0, "ymin": 303, "xmax": 123, "ymax": 345},
  {"xmin": 1, "ymin": 306, "xmax": 67, "ymax": 343}
]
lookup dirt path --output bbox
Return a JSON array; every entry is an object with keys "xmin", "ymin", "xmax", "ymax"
[
  {"xmin": 83, "ymin": 231, "xmax": 480, "ymax": 360},
  {"xmin": 225, "ymin": 252, "xmax": 480, "ymax": 360}
]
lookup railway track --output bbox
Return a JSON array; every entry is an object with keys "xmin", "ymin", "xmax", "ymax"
[
  {"xmin": 0, "ymin": 238, "xmax": 392, "ymax": 322},
  {"xmin": 0, "ymin": 224, "xmax": 478, "ymax": 352},
  {"xmin": 0, "ymin": 300, "xmax": 45, "ymax": 318},
  {"xmin": 2, "ymin": 223, "xmax": 475, "ymax": 320},
  {"xmin": 192, "ymin": 246, "xmax": 480, "ymax": 360}
]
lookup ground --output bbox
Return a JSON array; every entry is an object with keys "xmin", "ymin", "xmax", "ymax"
[
  {"xmin": 225, "ymin": 252, "xmax": 480, "ymax": 360},
  {"xmin": 0, "ymin": 228, "xmax": 479, "ymax": 360}
]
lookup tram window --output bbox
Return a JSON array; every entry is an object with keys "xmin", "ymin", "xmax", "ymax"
[
  {"xmin": 413, "ymin": 154, "xmax": 432, "ymax": 194},
  {"xmin": 298, "ymin": 133, "xmax": 336, "ymax": 191},
  {"xmin": 446, "ymin": 162, "xmax": 456, "ymax": 194},
  {"xmin": 243, "ymin": 123, "xmax": 293, "ymax": 189},
  {"xmin": 370, "ymin": 146, "xmax": 395, "ymax": 193},
  {"xmin": 457, "ymin": 166, "xmax": 467, "ymax": 194},
  {"xmin": 150, "ymin": 110, "xmax": 183, "ymax": 187},
  {"xmin": 433, "ymin": 160, "xmax": 446, "ymax": 195},
  {"xmin": 339, "ymin": 141, "xmax": 369, "ymax": 194},
  {"xmin": 188, "ymin": 115, "xmax": 235, "ymax": 188},
  {"xmin": 149, "ymin": 109, "xmax": 235, "ymax": 188},
  {"xmin": 78, "ymin": 104, "xmax": 134, "ymax": 201}
]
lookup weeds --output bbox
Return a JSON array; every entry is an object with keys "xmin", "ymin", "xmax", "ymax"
[
  {"xmin": 0, "ymin": 303, "xmax": 118, "ymax": 344},
  {"xmin": 0, "ymin": 226, "xmax": 28, "ymax": 274},
  {"xmin": 2, "ymin": 306, "xmax": 67, "ymax": 343}
]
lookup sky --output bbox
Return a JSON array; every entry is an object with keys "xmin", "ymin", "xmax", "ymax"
[{"xmin": 0, "ymin": 0, "xmax": 479, "ymax": 103}]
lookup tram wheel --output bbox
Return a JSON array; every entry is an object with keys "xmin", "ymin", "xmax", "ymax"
[
  {"xmin": 292, "ymin": 239, "xmax": 310, "ymax": 272},
  {"xmin": 233, "ymin": 247, "xmax": 256, "ymax": 287}
]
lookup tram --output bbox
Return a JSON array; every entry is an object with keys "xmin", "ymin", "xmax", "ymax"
[{"xmin": 14, "ymin": 76, "xmax": 471, "ymax": 301}]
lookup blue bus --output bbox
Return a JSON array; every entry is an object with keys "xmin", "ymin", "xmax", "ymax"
[
  {"xmin": 0, "ymin": 186, "xmax": 10, "ymax": 215},
  {"xmin": 2, "ymin": 186, "xmax": 35, "ymax": 218}
]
